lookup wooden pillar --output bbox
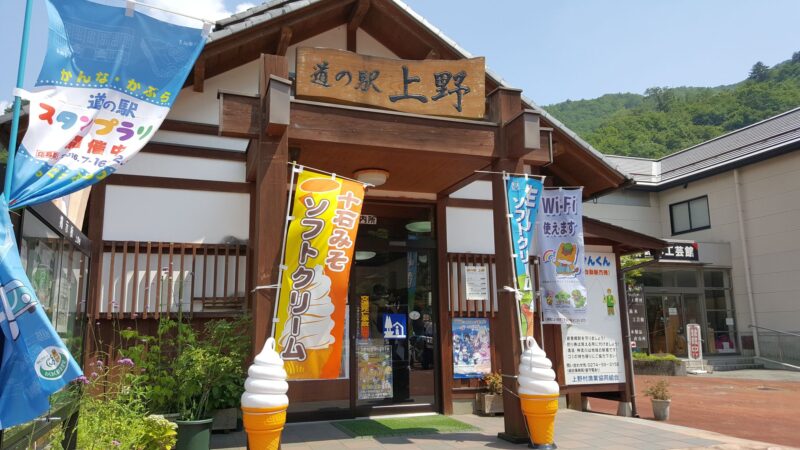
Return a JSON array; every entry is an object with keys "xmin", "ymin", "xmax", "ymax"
[
  {"xmin": 249, "ymin": 54, "xmax": 289, "ymax": 358},
  {"xmin": 436, "ymin": 197, "xmax": 454, "ymax": 414},
  {"xmin": 615, "ymin": 249, "xmax": 638, "ymax": 417},
  {"xmin": 488, "ymin": 87, "xmax": 529, "ymax": 443},
  {"xmin": 84, "ymin": 181, "xmax": 107, "ymax": 367}
]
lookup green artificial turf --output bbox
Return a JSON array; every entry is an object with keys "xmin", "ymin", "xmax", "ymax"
[{"xmin": 333, "ymin": 415, "xmax": 478, "ymax": 438}]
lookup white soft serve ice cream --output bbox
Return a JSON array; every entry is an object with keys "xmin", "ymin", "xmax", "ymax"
[
  {"xmin": 518, "ymin": 337, "xmax": 559, "ymax": 396},
  {"xmin": 279, "ymin": 266, "xmax": 335, "ymax": 350},
  {"xmin": 241, "ymin": 337, "xmax": 289, "ymax": 408}
]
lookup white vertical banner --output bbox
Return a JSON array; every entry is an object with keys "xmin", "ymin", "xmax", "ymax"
[
  {"xmin": 562, "ymin": 251, "xmax": 626, "ymax": 385},
  {"xmin": 537, "ymin": 188, "xmax": 587, "ymax": 324}
]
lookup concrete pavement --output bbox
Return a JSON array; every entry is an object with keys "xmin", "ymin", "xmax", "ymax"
[{"xmin": 210, "ymin": 409, "xmax": 793, "ymax": 450}]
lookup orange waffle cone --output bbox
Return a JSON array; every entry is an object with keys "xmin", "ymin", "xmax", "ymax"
[
  {"xmin": 242, "ymin": 405, "xmax": 287, "ymax": 450},
  {"xmin": 519, "ymin": 394, "xmax": 559, "ymax": 446}
]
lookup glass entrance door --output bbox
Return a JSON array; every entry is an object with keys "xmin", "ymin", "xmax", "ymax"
[
  {"xmin": 646, "ymin": 294, "xmax": 687, "ymax": 356},
  {"xmin": 349, "ymin": 203, "xmax": 437, "ymax": 415}
]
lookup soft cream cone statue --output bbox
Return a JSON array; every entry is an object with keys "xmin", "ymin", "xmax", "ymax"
[
  {"xmin": 518, "ymin": 336, "xmax": 560, "ymax": 449},
  {"xmin": 242, "ymin": 337, "xmax": 289, "ymax": 450}
]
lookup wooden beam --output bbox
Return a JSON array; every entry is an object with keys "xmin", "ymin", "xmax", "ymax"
[
  {"xmin": 84, "ymin": 181, "xmax": 106, "ymax": 366},
  {"xmin": 160, "ymin": 119, "xmax": 218, "ymax": 136},
  {"xmin": 250, "ymin": 54, "xmax": 290, "ymax": 359},
  {"xmin": 444, "ymin": 198, "xmax": 491, "ymax": 209},
  {"xmin": 218, "ymin": 91, "xmax": 260, "ymax": 139},
  {"xmin": 436, "ymin": 197, "xmax": 454, "ymax": 415},
  {"xmin": 347, "ymin": 0, "xmax": 370, "ymax": 31},
  {"xmin": 142, "ymin": 142, "xmax": 246, "ymax": 161},
  {"xmin": 201, "ymin": 0, "xmax": 350, "ymax": 58},
  {"xmin": 193, "ymin": 57, "xmax": 205, "ymax": 93},
  {"xmin": 265, "ymin": 75, "xmax": 292, "ymax": 136},
  {"xmin": 488, "ymin": 88, "xmax": 528, "ymax": 444},
  {"xmin": 276, "ymin": 26, "xmax": 292, "ymax": 56},
  {"xmin": 289, "ymin": 100, "xmax": 498, "ymax": 158},
  {"xmin": 437, "ymin": 170, "xmax": 490, "ymax": 198},
  {"xmin": 105, "ymin": 174, "xmax": 250, "ymax": 193}
]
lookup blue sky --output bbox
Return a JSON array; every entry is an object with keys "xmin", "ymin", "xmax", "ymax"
[{"xmin": 2, "ymin": 0, "xmax": 799, "ymax": 111}]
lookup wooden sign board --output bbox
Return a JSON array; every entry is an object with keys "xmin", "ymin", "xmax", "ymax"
[{"xmin": 296, "ymin": 47, "xmax": 486, "ymax": 119}]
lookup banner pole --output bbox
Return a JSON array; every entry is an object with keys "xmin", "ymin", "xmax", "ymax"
[
  {"xmin": 269, "ymin": 161, "xmax": 300, "ymax": 339},
  {"xmin": 4, "ymin": 0, "xmax": 35, "ymax": 202},
  {"xmin": 500, "ymin": 172, "xmax": 525, "ymax": 343}
]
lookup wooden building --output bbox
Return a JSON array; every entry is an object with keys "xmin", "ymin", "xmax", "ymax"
[{"xmin": 0, "ymin": 0, "xmax": 666, "ymax": 441}]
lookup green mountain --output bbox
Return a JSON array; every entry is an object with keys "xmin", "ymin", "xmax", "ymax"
[{"xmin": 544, "ymin": 52, "xmax": 800, "ymax": 159}]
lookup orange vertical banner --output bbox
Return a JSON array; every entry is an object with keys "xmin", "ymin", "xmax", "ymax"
[{"xmin": 274, "ymin": 170, "xmax": 364, "ymax": 379}]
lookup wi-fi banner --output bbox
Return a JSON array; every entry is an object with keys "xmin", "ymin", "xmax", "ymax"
[{"xmin": 536, "ymin": 188, "xmax": 588, "ymax": 325}]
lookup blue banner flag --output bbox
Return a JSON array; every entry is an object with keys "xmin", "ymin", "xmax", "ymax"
[
  {"xmin": 0, "ymin": 0, "xmax": 207, "ymax": 428},
  {"xmin": 11, "ymin": 0, "xmax": 207, "ymax": 208},
  {"xmin": 504, "ymin": 175, "xmax": 542, "ymax": 338}
]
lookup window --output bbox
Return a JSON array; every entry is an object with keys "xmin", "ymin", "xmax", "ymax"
[{"xmin": 670, "ymin": 196, "xmax": 710, "ymax": 235}]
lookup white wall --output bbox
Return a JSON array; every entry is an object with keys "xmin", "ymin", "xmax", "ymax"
[
  {"xmin": 446, "ymin": 207, "xmax": 494, "ymax": 254},
  {"xmin": 648, "ymin": 153, "xmax": 800, "ymax": 334},
  {"xmin": 167, "ymin": 24, "xmax": 398, "ymax": 126},
  {"xmin": 103, "ymin": 186, "xmax": 249, "ymax": 243},
  {"xmin": 169, "ymin": 59, "xmax": 261, "ymax": 125},
  {"xmin": 583, "ymin": 192, "xmax": 662, "ymax": 238},
  {"xmin": 116, "ymin": 153, "xmax": 246, "ymax": 183}
]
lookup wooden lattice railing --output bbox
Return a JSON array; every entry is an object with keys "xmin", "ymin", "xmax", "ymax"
[
  {"xmin": 97, "ymin": 241, "xmax": 248, "ymax": 318},
  {"xmin": 446, "ymin": 253, "xmax": 498, "ymax": 317}
]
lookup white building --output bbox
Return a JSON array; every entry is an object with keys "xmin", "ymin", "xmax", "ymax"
[{"xmin": 585, "ymin": 106, "xmax": 800, "ymax": 368}]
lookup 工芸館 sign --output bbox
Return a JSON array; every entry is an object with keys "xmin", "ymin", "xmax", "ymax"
[{"xmin": 296, "ymin": 47, "xmax": 486, "ymax": 119}]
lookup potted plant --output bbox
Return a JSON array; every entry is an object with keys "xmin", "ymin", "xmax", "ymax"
[
  {"xmin": 173, "ymin": 344, "xmax": 233, "ymax": 450},
  {"xmin": 204, "ymin": 317, "xmax": 250, "ymax": 431},
  {"xmin": 644, "ymin": 379, "xmax": 671, "ymax": 421},
  {"xmin": 476, "ymin": 372, "xmax": 504, "ymax": 415}
]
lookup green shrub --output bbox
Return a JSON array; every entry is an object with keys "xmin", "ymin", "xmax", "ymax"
[{"xmin": 632, "ymin": 352, "xmax": 680, "ymax": 363}]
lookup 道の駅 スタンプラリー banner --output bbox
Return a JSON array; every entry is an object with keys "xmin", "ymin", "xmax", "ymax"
[
  {"xmin": 0, "ymin": 0, "xmax": 206, "ymax": 429},
  {"xmin": 504, "ymin": 175, "xmax": 543, "ymax": 338},
  {"xmin": 274, "ymin": 170, "xmax": 365, "ymax": 379},
  {"xmin": 537, "ymin": 188, "xmax": 588, "ymax": 325}
]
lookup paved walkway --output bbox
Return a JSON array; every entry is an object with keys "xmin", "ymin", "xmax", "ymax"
[
  {"xmin": 591, "ymin": 374, "xmax": 800, "ymax": 448},
  {"xmin": 695, "ymin": 369, "xmax": 800, "ymax": 382},
  {"xmin": 210, "ymin": 410, "xmax": 792, "ymax": 450}
]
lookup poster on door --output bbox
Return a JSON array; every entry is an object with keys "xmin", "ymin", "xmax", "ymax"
[
  {"xmin": 562, "ymin": 250, "xmax": 626, "ymax": 385},
  {"xmin": 357, "ymin": 341, "xmax": 393, "ymax": 400}
]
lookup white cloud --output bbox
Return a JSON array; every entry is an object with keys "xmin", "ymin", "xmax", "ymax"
[{"xmin": 235, "ymin": 2, "xmax": 257, "ymax": 13}]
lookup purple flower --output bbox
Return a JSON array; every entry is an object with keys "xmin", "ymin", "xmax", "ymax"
[
  {"xmin": 112, "ymin": 440, "xmax": 121, "ymax": 447},
  {"xmin": 74, "ymin": 375, "xmax": 89, "ymax": 385},
  {"xmin": 90, "ymin": 372, "xmax": 99, "ymax": 378},
  {"xmin": 117, "ymin": 358, "xmax": 134, "ymax": 368},
  {"xmin": 95, "ymin": 359, "xmax": 104, "ymax": 367}
]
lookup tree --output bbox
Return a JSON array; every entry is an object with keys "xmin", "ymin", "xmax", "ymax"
[
  {"xmin": 748, "ymin": 61, "xmax": 770, "ymax": 82},
  {"xmin": 644, "ymin": 87, "xmax": 675, "ymax": 112},
  {"xmin": 792, "ymin": 51, "xmax": 800, "ymax": 63}
]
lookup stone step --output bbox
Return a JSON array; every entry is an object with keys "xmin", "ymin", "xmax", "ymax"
[
  {"xmin": 711, "ymin": 363, "xmax": 764, "ymax": 371},
  {"xmin": 706, "ymin": 357, "xmax": 757, "ymax": 366}
]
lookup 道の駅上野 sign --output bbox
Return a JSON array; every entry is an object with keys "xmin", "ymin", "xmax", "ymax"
[{"xmin": 295, "ymin": 48, "xmax": 486, "ymax": 119}]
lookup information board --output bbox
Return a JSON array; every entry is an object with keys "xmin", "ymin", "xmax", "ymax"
[{"xmin": 562, "ymin": 251, "xmax": 626, "ymax": 385}]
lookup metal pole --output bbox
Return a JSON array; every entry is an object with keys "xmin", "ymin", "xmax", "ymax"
[
  {"xmin": 734, "ymin": 169, "xmax": 760, "ymax": 357},
  {"xmin": 4, "ymin": 0, "xmax": 35, "ymax": 202}
]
